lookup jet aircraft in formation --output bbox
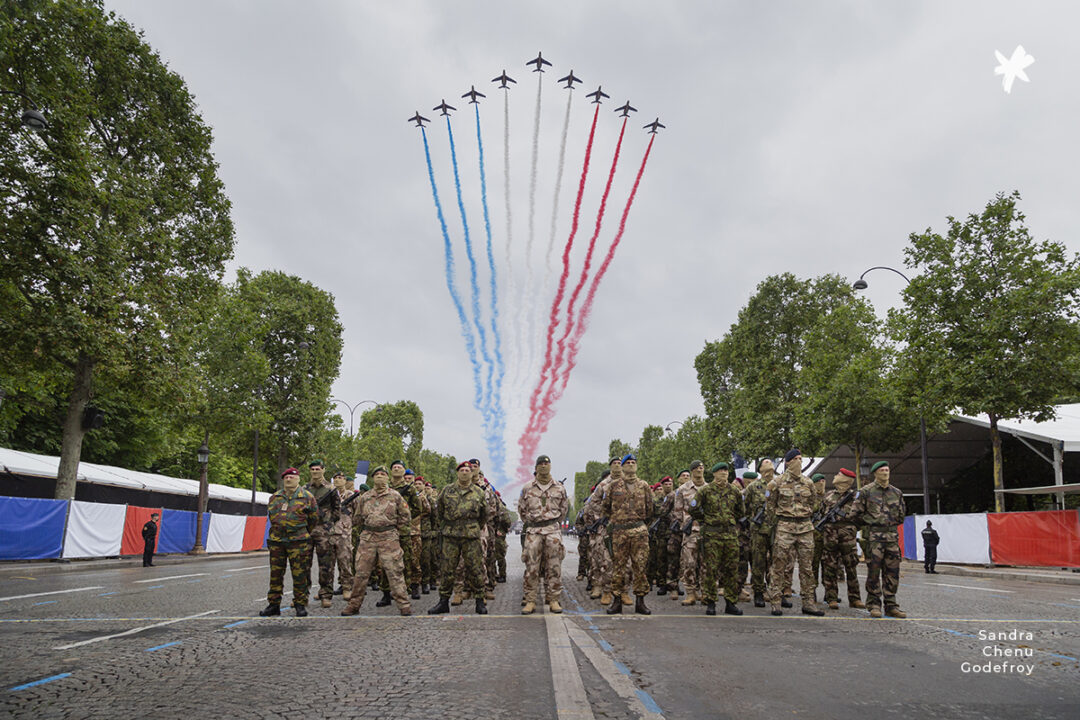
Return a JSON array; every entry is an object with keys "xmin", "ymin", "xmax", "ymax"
[
  {"xmin": 433, "ymin": 99, "xmax": 456, "ymax": 117},
  {"xmin": 586, "ymin": 86, "xmax": 610, "ymax": 104},
  {"xmin": 407, "ymin": 111, "xmax": 429, "ymax": 128},
  {"xmin": 558, "ymin": 70, "xmax": 582, "ymax": 89},
  {"xmin": 527, "ymin": 52, "xmax": 552, "ymax": 72},
  {"xmin": 492, "ymin": 70, "xmax": 516, "ymax": 89},
  {"xmin": 615, "ymin": 101, "xmax": 637, "ymax": 117},
  {"xmin": 644, "ymin": 118, "xmax": 666, "ymax": 134},
  {"xmin": 462, "ymin": 86, "xmax": 486, "ymax": 104}
]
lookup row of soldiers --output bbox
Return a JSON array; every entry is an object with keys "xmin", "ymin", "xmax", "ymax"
[
  {"xmin": 575, "ymin": 450, "xmax": 907, "ymax": 618},
  {"xmin": 260, "ymin": 458, "xmax": 511, "ymax": 617}
]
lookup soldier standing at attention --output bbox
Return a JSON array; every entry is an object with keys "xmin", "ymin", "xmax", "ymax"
[
  {"xmin": 382, "ymin": 461, "xmax": 423, "ymax": 605},
  {"xmin": 820, "ymin": 469, "xmax": 864, "ymax": 610},
  {"xmin": 141, "ymin": 512, "xmax": 159, "ymax": 567},
  {"xmin": 424, "ymin": 479, "xmax": 442, "ymax": 588},
  {"xmin": 261, "ymin": 468, "xmax": 318, "ymax": 617},
  {"xmin": 305, "ymin": 460, "xmax": 340, "ymax": 609},
  {"xmin": 330, "ymin": 472, "xmax": 356, "ymax": 599},
  {"xmin": 340, "ymin": 466, "xmax": 412, "ymax": 616},
  {"xmin": 574, "ymin": 507, "xmax": 590, "ymax": 582},
  {"xmin": 922, "ymin": 520, "xmax": 940, "ymax": 574},
  {"xmin": 811, "ymin": 473, "xmax": 826, "ymax": 586},
  {"xmin": 850, "ymin": 461, "xmax": 907, "ymax": 618},
  {"xmin": 689, "ymin": 461, "xmax": 745, "ymax": 616},
  {"xmin": 741, "ymin": 470, "xmax": 768, "ymax": 607},
  {"xmin": 518, "ymin": 455, "xmax": 569, "ymax": 614},
  {"xmin": 603, "ymin": 454, "xmax": 654, "ymax": 615},
  {"xmin": 652, "ymin": 476, "xmax": 674, "ymax": 595},
  {"xmin": 429, "ymin": 461, "xmax": 491, "ymax": 615},
  {"xmin": 414, "ymin": 475, "xmax": 434, "ymax": 593},
  {"xmin": 665, "ymin": 469, "xmax": 690, "ymax": 596},
  {"xmin": 672, "ymin": 460, "xmax": 708, "ymax": 606},
  {"xmin": 766, "ymin": 450, "xmax": 824, "ymax": 617},
  {"xmin": 493, "ymin": 491, "xmax": 510, "ymax": 583},
  {"xmin": 405, "ymin": 469, "xmax": 426, "ymax": 599},
  {"xmin": 584, "ymin": 462, "xmax": 620, "ymax": 604}
]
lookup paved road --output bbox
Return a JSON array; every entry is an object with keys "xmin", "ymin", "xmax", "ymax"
[{"xmin": 1, "ymin": 543, "xmax": 1079, "ymax": 719}]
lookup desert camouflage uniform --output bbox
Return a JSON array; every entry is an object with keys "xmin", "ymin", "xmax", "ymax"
[
  {"xmin": 266, "ymin": 486, "xmax": 318, "ymax": 607},
  {"xmin": 343, "ymin": 486, "xmax": 412, "ymax": 613},
  {"xmin": 383, "ymin": 476, "xmax": 423, "ymax": 592},
  {"xmin": 306, "ymin": 481, "xmax": 340, "ymax": 602},
  {"xmin": 849, "ymin": 482, "xmax": 905, "ymax": 611},
  {"xmin": 602, "ymin": 475, "xmax": 654, "ymax": 597},
  {"xmin": 689, "ymin": 478, "xmax": 745, "ymax": 605},
  {"xmin": 820, "ymin": 488, "xmax": 862, "ymax": 605},
  {"xmin": 812, "ymin": 483, "xmax": 825, "ymax": 583},
  {"xmin": 438, "ymin": 482, "xmax": 490, "ymax": 599},
  {"xmin": 330, "ymin": 488, "xmax": 357, "ymax": 595},
  {"xmin": 672, "ymin": 480, "xmax": 706, "ymax": 598},
  {"xmin": 518, "ymin": 478, "xmax": 569, "ymax": 604},
  {"xmin": 766, "ymin": 467, "xmax": 820, "ymax": 610},
  {"xmin": 583, "ymin": 476, "xmax": 615, "ymax": 594}
]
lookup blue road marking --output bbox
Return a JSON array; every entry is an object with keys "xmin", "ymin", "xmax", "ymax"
[
  {"xmin": 597, "ymin": 639, "xmax": 614, "ymax": 652},
  {"xmin": 98, "ymin": 592, "xmax": 118, "ymax": 597},
  {"xmin": 635, "ymin": 689, "xmax": 664, "ymax": 714},
  {"xmin": 145, "ymin": 585, "xmax": 164, "ymax": 590},
  {"xmin": 145, "ymin": 641, "xmax": 182, "ymax": 652},
  {"xmin": 33, "ymin": 601, "xmax": 58, "ymax": 606},
  {"xmin": 613, "ymin": 660, "xmax": 631, "ymax": 675},
  {"xmin": 9, "ymin": 673, "xmax": 71, "ymax": 691},
  {"xmin": 942, "ymin": 629, "xmax": 977, "ymax": 638},
  {"xmin": 187, "ymin": 579, "xmax": 202, "ymax": 583},
  {"xmin": 1050, "ymin": 603, "xmax": 1080, "ymax": 610},
  {"xmin": 1043, "ymin": 651, "xmax": 1078, "ymax": 661},
  {"xmin": 223, "ymin": 620, "xmax": 250, "ymax": 629}
]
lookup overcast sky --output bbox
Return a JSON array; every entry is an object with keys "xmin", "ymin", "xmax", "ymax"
[{"xmin": 105, "ymin": 0, "xmax": 1080, "ymax": 492}]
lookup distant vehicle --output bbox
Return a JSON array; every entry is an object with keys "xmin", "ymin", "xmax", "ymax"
[
  {"xmin": 644, "ymin": 117, "xmax": 666, "ymax": 134},
  {"xmin": 558, "ymin": 70, "xmax": 582, "ymax": 89},
  {"xmin": 407, "ymin": 111, "xmax": 430, "ymax": 128},
  {"xmin": 461, "ymin": 85, "xmax": 486, "ymax": 104},
  {"xmin": 526, "ymin": 52, "xmax": 552, "ymax": 72},
  {"xmin": 614, "ymin": 101, "xmax": 637, "ymax": 117},
  {"xmin": 586, "ymin": 86, "xmax": 610, "ymax": 104},
  {"xmin": 492, "ymin": 70, "xmax": 517, "ymax": 89},
  {"xmin": 432, "ymin": 99, "xmax": 457, "ymax": 117}
]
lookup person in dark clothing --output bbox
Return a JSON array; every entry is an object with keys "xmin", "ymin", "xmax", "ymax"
[
  {"xmin": 921, "ymin": 520, "xmax": 940, "ymax": 574},
  {"xmin": 142, "ymin": 513, "xmax": 160, "ymax": 567}
]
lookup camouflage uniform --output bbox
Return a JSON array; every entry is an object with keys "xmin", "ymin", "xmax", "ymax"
[
  {"xmin": 672, "ymin": 480, "xmax": 706, "ymax": 600},
  {"xmin": 766, "ymin": 467, "xmax": 820, "ymax": 611},
  {"xmin": 343, "ymin": 486, "xmax": 412, "ymax": 614},
  {"xmin": 743, "ymin": 475, "xmax": 774, "ymax": 597},
  {"xmin": 420, "ymin": 485, "xmax": 439, "ymax": 588},
  {"xmin": 266, "ymin": 486, "xmax": 318, "ymax": 607},
  {"xmin": 330, "ymin": 488, "xmax": 357, "ymax": 596},
  {"xmin": 583, "ymin": 477, "xmax": 614, "ymax": 596},
  {"xmin": 493, "ymin": 500, "xmax": 510, "ymax": 581},
  {"xmin": 384, "ymin": 476, "xmax": 423, "ymax": 592},
  {"xmin": 849, "ymin": 481, "xmax": 905, "ymax": 612},
  {"xmin": 438, "ymin": 482, "xmax": 490, "ymax": 599},
  {"xmin": 306, "ymin": 481, "xmax": 340, "ymax": 602},
  {"xmin": 820, "ymin": 488, "xmax": 862, "ymax": 606},
  {"xmin": 812, "ymin": 483, "xmax": 825, "ymax": 583},
  {"xmin": 518, "ymin": 478, "xmax": 569, "ymax": 605},
  {"xmin": 410, "ymin": 483, "xmax": 429, "ymax": 589},
  {"xmin": 649, "ymin": 490, "xmax": 672, "ymax": 588},
  {"xmin": 602, "ymin": 475, "xmax": 654, "ymax": 598},
  {"xmin": 574, "ymin": 510, "xmax": 590, "ymax": 579},
  {"xmin": 689, "ymin": 478, "xmax": 745, "ymax": 605}
]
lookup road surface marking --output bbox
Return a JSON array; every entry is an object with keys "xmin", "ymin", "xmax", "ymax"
[
  {"xmin": 133, "ymin": 573, "xmax": 207, "ymax": 584},
  {"xmin": 12, "ymin": 576, "xmax": 36, "ymax": 580},
  {"xmin": 928, "ymin": 583, "xmax": 1013, "ymax": 593},
  {"xmin": 33, "ymin": 601, "xmax": 58, "ymax": 606},
  {"xmin": 145, "ymin": 641, "xmax": 182, "ymax": 652},
  {"xmin": 225, "ymin": 566, "xmax": 264, "ymax": 572},
  {"xmin": 52, "ymin": 610, "xmax": 219, "ymax": 650},
  {"xmin": 223, "ymin": 620, "xmax": 251, "ymax": 628},
  {"xmin": 544, "ymin": 614, "xmax": 595, "ymax": 720},
  {"xmin": 0, "ymin": 586, "xmax": 104, "ymax": 603},
  {"xmin": 98, "ymin": 592, "xmax": 118, "ymax": 596},
  {"xmin": 9, "ymin": 673, "xmax": 71, "ymax": 691},
  {"xmin": 566, "ymin": 621, "xmax": 665, "ymax": 720}
]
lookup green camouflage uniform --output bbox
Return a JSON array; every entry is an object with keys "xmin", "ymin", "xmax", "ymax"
[
  {"xmin": 689, "ymin": 479, "xmax": 745, "ymax": 604},
  {"xmin": 765, "ymin": 468, "xmax": 820, "ymax": 610},
  {"xmin": 849, "ymin": 482, "xmax": 905, "ymax": 611},
  {"xmin": 494, "ymin": 500, "xmax": 510, "ymax": 580},
  {"xmin": 437, "ymin": 482, "xmax": 490, "ymax": 598},
  {"xmin": 602, "ymin": 475, "xmax": 654, "ymax": 597},
  {"xmin": 420, "ymin": 486, "xmax": 438, "ymax": 587},
  {"xmin": 574, "ymin": 509, "xmax": 590, "ymax": 578},
  {"xmin": 744, "ymin": 474, "xmax": 777, "ymax": 596},
  {"xmin": 812, "ymin": 483, "xmax": 825, "ymax": 583},
  {"xmin": 266, "ymin": 486, "xmax": 318, "ymax": 607},
  {"xmin": 648, "ymin": 491, "xmax": 672, "ymax": 588},
  {"xmin": 664, "ymin": 491, "xmax": 683, "ymax": 591},
  {"xmin": 820, "ymin": 488, "xmax": 862, "ymax": 605},
  {"xmin": 306, "ymin": 481, "xmax": 340, "ymax": 602}
]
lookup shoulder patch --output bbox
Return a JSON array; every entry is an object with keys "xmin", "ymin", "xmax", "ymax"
[
  {"xmin": 690, "ymin": 498, "xmax": 698, "ymax": 507},
  {"xmin": 854, "ymin": 491, "xmax": 860, "ymax": 499}
]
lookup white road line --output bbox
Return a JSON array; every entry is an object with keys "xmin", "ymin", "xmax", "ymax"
[
  {"xmin": 52, "ymin": 610, "xmax": 219, "ymax": 650},
  {"xmin": 928, "ymin": 583, "xmax": 1014, "ymax": 593},
  {"xmin": 565, "ymin": 620, "xmax": 665, "ymax": 720},
  {"xmin": 0, "ymin": 586, "xmax": 104, "ymax": 603},
  {"xmin": 544, "ymin": 614, "xmax": 595, "ymax": 720},
  {"xmin": 225, "ymin": 566, "xmax": 265, "ymax": 572},
  {"xmin": 251, "ymin": 591, "xmax": 291, "ymax": 603},
  {"xmin": 132, "ymin": 573, "xmax": 207, "ymax": 584}
]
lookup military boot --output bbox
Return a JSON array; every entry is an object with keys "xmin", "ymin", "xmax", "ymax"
[
  {"xmin": 451, "ymin": 592, "xmax": 463, "ymax": 606},
  {"xmin": 656, "ymin": 587, "xmax": 668, "ymax": 596},
  {"xmin": 375, "ymin": 591, "xmax": 393, "ymax": 607},
  {"xmin": 739, "ymin": 588, "xmax": 751, "ymax": 603},
  {"xmin": 576, "ymin": 573, "xmax": 585, "ymax": 581},
  {"xmin": 475, "ymin": 598, "xmax": 488, "ymax": 615},
  {"xmin": 634, "ymin": 596, "xmax": 651, "ymax": 615},
  {"xmin": 753, "ymin": 592, "xmax": 766, "ymax": 608},
  {"xmin": 549, "ymin": 600, "xmax": 562, "ymax": 613},
  {"xmin": 410, "ymin": 584, "xmax": 421, "ymax": 600},
  {"xmin": 771, "ymin": 606, "xmax": 783, "ymax": 616},
  {"xmin": 421, "ymin": 584, "xmax": 430, "ymax": 594},
  {"xmin": 258, "ymin": 604, "xmax": 280, "ymax": 617},
  {"xmin": 681, "ymin": 592, "xmax": 696, "ymax": 606},
  {"xmin": 321, "ymin": 598, "xmax": 332, "ymax": 608},
  {"xmin": 585, "ymin": 578, "xmax": 593, "ymax": 592},
  {"xmin": 600, "ymin": 591, "xmax": 613, "ymax": 606},
  {"xmin": 724, "ymin": 599, "xmax": 743, "ymax": 616},
  {"xmin": 340, "ymin": 604, "xmax": 360, "ymax": 616},
  {"xmin": 705, "ymin": 601, "xmax": 717, "ymax": 616},
  {"xmin": 801, "ymin": 605, "xmax": 824, "ymax": 617},
  {"xmin": 869, "ymin": 606, "xmax": 882, "ymax": 618},
  {"xmin": 428, "ymin": 597, "xmax": 450, "ymax": 614},
  {"xmin": 399, "ymin": 606, "xmax": 412, "ymax": 616},
  {"xmin": 781, "ymin": 595, "xmax": 793, "ymax": 608},
  {"xmin": 484, "ymin": 590, "xmax": 496, "ymax": 600},
  {"xmin": 885, "ymin": 606, "xmax": 907, "ymax": 619},
  {"xmin": 333, "ymin": 586, "xmax": 344, "ymax": 595},
  {"xmin": 851, "ymin": 599, "xmax": 866, "ymax": 609},
  {"xmin": 521, "ymin": 600, "xmax": 536, "ymax": 615},
  {"xmin": 293, "ymin": 605, "xmax": 308, "ymax": 617},
  {"xmin": 827, "ymin": 600, "xmax": 839, "ymax": 610},
  {"xmin": 621, "ymin": 592, "xmax": 633, "ymax": 606},
  {"xmin": 343, "ymin": 588, "xmax": 352, "ymax": 601},
  {"xmin": 606, "ymin": 597, "xmax": 622, "ymax": 614}
]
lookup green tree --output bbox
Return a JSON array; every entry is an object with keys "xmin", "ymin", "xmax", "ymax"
[
  {"xmin": 895, "ymin": 191, "xmax": 1080, "ymax": 511},
  {"xmin": 356, "ymin": 400, "xmax": 424, "ymax": 468},
  {"xmin": 608, "ymin": 438, "xmax": 633, "ymax": 462},
  {"xmin": 0, "ymin": 0, "xmax": 234, "ymax": 498}
]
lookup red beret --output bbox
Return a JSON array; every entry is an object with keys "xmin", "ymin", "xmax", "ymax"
[
  {"xmin": 839, "ymin": 468, "xmax": 856, "ymax": 478},
  {"xmin": 456, "ymin": 460, "xmax": 471, "ymax": 471},
  {"xmin": 281, "ymin": 467, "xmax": 299, "ymax": 478}
]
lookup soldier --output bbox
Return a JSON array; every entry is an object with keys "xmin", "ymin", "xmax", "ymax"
[
  {"xmin": 340, "ymin": 466, "xmax": 412, "ymax": 616},
  {"xmin": 405, "ymin": 469, "xmax": 426, "ymax": 598},
  {"xmin": 810, "ymin": 473, "xmax": 826, "ymax": 585},
  {"xmin": 574, "ymin": 508, "xmax": 590, "ymax": 583},
  {"xmin": 380, "ymin": 460, "xmax": 423, "ymax": 605},
  {"xmin": 766, "ymin": 449, "xmax": 824, "ymax": 617},
  {"xmin": 141, "ymin": 512, "xmax": 159, "ymax": 567},
  {"xmin": 330, "ymin": 472, "xmax": 356, "ymax": 599},
  {"xmin": 583, "ymin": 462, "xmax": 620, "ymax": 604},
  {"xmin": 429, "ymin": 460, "xmax": 491, "ymax": 615},
  {"xmin": 305, "ymin": 460, "xmax": 340, "ymax": 609},
  {"xmin": 733, "ymin": 473, "xmax": 752, "ymax": 602},
  {"xmin": 665, "ymin": 469, "xmax": 690, "ymax": 595},
  {"xmin": 849, "ymin": 461, "xmax": 907, "ymax": 618},
  {"xmin": 261, "ymin": 467, "xmax": 318, "ymax": 617},
  {"xmin": 820, "ymin": 468, "xmax": 864, "ymax": 610},
  {"xmin": 519, "ymin": 455, "xmax": 569, "ymax": 614},
  {"xmin": 689, "ymin": 462, "xmax": 745, "ymax": 615},
  {"xmin": 602, "ymin": 455, "xmax": 654, "ymax": 615},
  {"xmin": 479, "ymin": 467, "xmax": 500, "ymax": 599},
  {"xmin": 424, "ymin": 480, "xmax": 441, "ymax": 588},
  {"xmin": 493, "ymin": 491, "xmax": 510, "ymax": 583},
  {"xmin": 922, "ymin": 520, "xmax": 940, "ymax": 574},
  {"xmin": 742, "ymin": 467, "xmax": 772, "ymax": 607},
  {"xmin": 672, "ymin": 460, "xmax": 708, "ymax": 605},
  {"xmin": 651, "ymin": 476, "xmax": 674, "ymax": 595}
]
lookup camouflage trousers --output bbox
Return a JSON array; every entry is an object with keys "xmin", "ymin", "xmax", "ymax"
[
  {"xmin": 666, "ymin": 533, "xmax": 683, "ymax": 589},
  {"xmin": 494, "ymin": 534, "xmax": 507, "ymax": 579},
  {"xmin": 577, "ymin": 533, "xmax": 590, "ymax": 577},
  {"xmin": 737, "ymin": 531, "xmax": 751, "ymax": 588},
  {"xmin": 421, "ymin": 534, "xmax": 438, "ymax": 585},
  {"xmin": 441, "ymin": 536, "xmax": 485, "ymax": 598},
  {"xmin": 750, "ymin": 532, "xmax": 772, "ymax": 594},
  {"xmin": 380, "ymin": 533, "xmax": 413, "ymax": 593},
  {"xmin": 812, "ymin": 530, "xmax": 824, "ymax": 584},
  {"xmin": 310, "ymin": 528, "xmax": 336, "ymax": 601},
  {"xmin": 454, "ymin": 532, "xmax": 490, "ymax": 595},
  {"xmin": 330, "ymin": 533, "xmax": 354, "ymax": 593},
  {"xmin": 649, "ymin": 532, "xmax": 669, "ymax": 587},
  {"xmin": 589, "ymin": 531, "xmax": 612, "ymax": 593},
  {"xmin": 700, "ymin": 533, "xmax": 740, "ymax": 604},
  {"xmin": 485, "ymin": 528, "xmax": 499, "ymax": 585},
  {"xmin": 267, "ymin": 540, "xmax": 311, "ymax": 607},
  {"xmin": 822, "ymin": 524, "xmax": 861, "ymax": 604},
  {"xmin": 410, "ymin": 534, "xmax": 422, "ymax": 585},
  {"xmin": 767, "ymin": 527, "xmax": 816, "ymax": 609},
  {"xmin": 679, "ymin": 530, "xmax": 702, "ymax": 596},
  {"xmin": 865, "ymin": 537, "xmax": 901, "ymax": 610},
  {"xmin": 346, "ymin": 530, "xmax": 411, "ymax": 613},
  {"xmin": 611, "ymin": 526, "xmax": 650, "ymax": 597},
  {"xmin": 522, "ymin": 532, "xmax": 564, "ymax": 603}
]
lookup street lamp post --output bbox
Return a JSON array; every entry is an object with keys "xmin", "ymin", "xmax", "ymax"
[
  {"xmin": 852, "ymin": 265, "xmax": 931, "ymax": 513},
  {"xmin": 190, "ymin": 437, "xmax": 211, "ymax": 554},
  {"xmin": 1, "ymin": 89, "xmax": 48, "ymax": 131},
  {"xmin": 664, "ymin": 421, "xmax": 684, "ymax": 434},
  {"xmin": 331, "ymin": 398, "xmax": 379, "ymax": 437}
]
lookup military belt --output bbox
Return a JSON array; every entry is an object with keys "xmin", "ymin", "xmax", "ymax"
[
  {"xmin": 530, "ymin": 518, "xmax": 561, "ymax": 527},
  {"xmin": 611, "ymin": 520, "xmax": 645, "ymax": 531},
  {"xmin": 778, "ymin": 516, "xmax": 810, "ymax": 521},
  {"xmin": 362, "ymin": 524, "xmax": 396, "ymax": 533}
]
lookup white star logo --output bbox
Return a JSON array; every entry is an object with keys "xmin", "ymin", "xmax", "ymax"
[{"xmin": 994, "ymin": 45, "xmax": 1034, "ymax": 94}]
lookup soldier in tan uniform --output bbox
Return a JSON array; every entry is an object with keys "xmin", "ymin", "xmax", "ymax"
[
  {"xmin": 665, "ymin": 469, "xmax": 690, "ymax": 595},
  {"xmin": 602, "ymin": 454, "xmax": 654, "ymax": 615},
  {"xmin": 766, "ymin": 449, "xmax": 823, "ymax": 617},
  {"xmin": 341, "ymin": 466, "xmax": 412, "ymax": 616},
  {"xmin": 518, "ymin": 455, "xmax": 569, "ymax": 614},
  {"xmin": 330, "ymin": 472, "xmax": 356, "ymax": 600},
  {"xmin": 583, "ymin": 461, "xmax": 619, "ymax": 604},
  {"xmin": 671, "ymin": 460, "xmax": 707, "ymax": 605}
]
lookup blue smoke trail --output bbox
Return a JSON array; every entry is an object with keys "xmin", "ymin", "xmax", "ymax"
[
  {"xmin": 421, "ymin": 127, "xmax": 482, "ymax": 412},
  {"xmin": 475, "ymin": 104, "xmax": 507, "ymax": 483}
]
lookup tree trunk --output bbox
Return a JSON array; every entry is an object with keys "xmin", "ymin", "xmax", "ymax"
[
  {"xmin": 55, "ymin": 355, "xmax": 94, "ymax": 499},
  {"xmin": 276, "ymin": 442, "xmax": 289, "ymax": 491},
  {"xmin": 853, "ymin": 442, "xmax": 863, "ymax": 490},
  {"xmin": 989, "ymin": 413, "xmax": 1004, "ymax": 513}
]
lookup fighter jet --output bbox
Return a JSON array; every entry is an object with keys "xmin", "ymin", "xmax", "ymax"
[
  {"xmin": 462, "ymin": 85, "xmax": 486, "ymax": 104},
  {"xmin": 558, "ymin": 71, "xmax": 582, "ymax": 89},
  {"xmin": 614, "ymin": 101, "xmax": 637, "ymax": 117},
  {"xmin": 644, "ymin": 117, "xmax": 666, "ymax": 134},
  {"xmin": 407, "ymin": 111, "xmax": 430, "ymax": 128},
  {"xmin": 526, "ymin": 52, "xmax": 552, "ymax": 72},
  {"xmin": 492, "ymin": 70, "xmax": 516, "ymax": 89},
  {"xmin": 433, "ymin": 99, "xmax": 456, "ymax": 117},
  {"xmin": 586, "ymin": 86, "xmax": 610, "ymax": 104}
]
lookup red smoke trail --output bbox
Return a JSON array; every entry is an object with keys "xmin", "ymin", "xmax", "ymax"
[
  {"xmin": 518, "ymin": 105, "xmax": 599, "ymax": 480},
  {"xmin": 517, "ymin": 136, "xmax": 656, "ymax": 484}
]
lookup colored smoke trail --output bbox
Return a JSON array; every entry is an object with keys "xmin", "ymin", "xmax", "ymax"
[
  {"xmin": 420, "ymin": 127, "xmax": 482, "ymax": 411},
  {"xmin": 515, "ymin": 72, "xmax": 544, "ymax": 396},
  {"xmin": 502, "ymin": 88, "xmax": 518, "ymax": 398},
  {"xmin": 446, "ymin": 117, "xmax": 494, "ymax": 423},
  {"xmin": 516, "ymin": 135, "xmax": 655, "ymax": 485},
  {"xmin": 544, "ymin": 90, "xmax": 574, "ymax": 285},
  {"xmin": 475, "ymin": 103, "xmax": 507, "ymax": 479}
]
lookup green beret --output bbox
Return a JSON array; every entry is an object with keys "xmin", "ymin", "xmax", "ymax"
[
  {"xmin": 742, "ymin": 471, "xmax": 759, "ymax": 480},
  {"xmin": 710, "ymin": 461, "xmax": 730, "ymax": 473},
  {"xmin": 677, "ymin": 469, "xmax": 690, "ymax": 477},
  {"xmin": 370, "ymin": 465, "xmax": 388, "ymax": 477},
  {"xmin": 811, "ymin": 473, "xmax": 825, "ymax": 481},
  {"xmin": 308, "ymin": 459, "xmax": 324, "ymax": 468},
  {"xmin": 357, "ymin": 484, "xmax": 370, "ymax": 492},
  {"xmin": 870, "ymin": 461, "xmax": 889, "ymax": 474}
]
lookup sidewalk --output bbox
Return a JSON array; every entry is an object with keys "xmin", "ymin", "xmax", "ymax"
[
  {"xmin": 901, "ymin": 559, "xmax": 1080, "ymax": 586},
  {"xmin": 0, "ymin": 550, "xmax": 268, "ymax": 576}
]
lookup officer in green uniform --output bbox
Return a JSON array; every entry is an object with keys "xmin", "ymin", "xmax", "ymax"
[
  {"xmin": 261, "ymin": 467, "xmax": 318, "ymax": 617},
  {"xmin": 304, "ymin": 460, "xmax": 340, "ymax": 608},
  {"xmin": 428, "ymin": 461, "xmax": 491, "ymax": 615},
  {"xmin": 849, "ymin": 461, "xmax": 907, "ymax": 618},
  {"xmin": 743, "ymin": 465, "xmax": 773, "ymax": 608},
  {"xmin": 689, "ymin": 462, "xmax": 745, "ymax": 616}
]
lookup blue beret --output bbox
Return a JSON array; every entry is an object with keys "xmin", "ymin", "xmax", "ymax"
[
  {"xmin": 622, "ymin": 453, "xmax": 637, "ymax": 464},
  {"xmin": 783, "ymin": 449, "xmax": 801, "ymax": 463}
]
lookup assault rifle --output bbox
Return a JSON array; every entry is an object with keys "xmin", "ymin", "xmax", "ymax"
[
  {"xmin": 316, "ymin": 488, "xmax": 341, "ymax": 510},
  {"xmin": 813, "ymin": 489, "xmax": 855, "ymax": 531},
  {"xmin": 680, "ymin": 518, "xmax": 695, "ymax": 536},
  {"xmin": 749, "ymin": 505, "xmax": 766, "ymax": 527},
  {"xmin": 586, "ymin": 516, "xmax": 609, "ymax": 535},
  {"xmin": 648, "ymin": 517, "xmax": 663, "ymax": 537},
  {"xmin": 340, "ymin": 491, "xmax": 362, "ymax": 510}
]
